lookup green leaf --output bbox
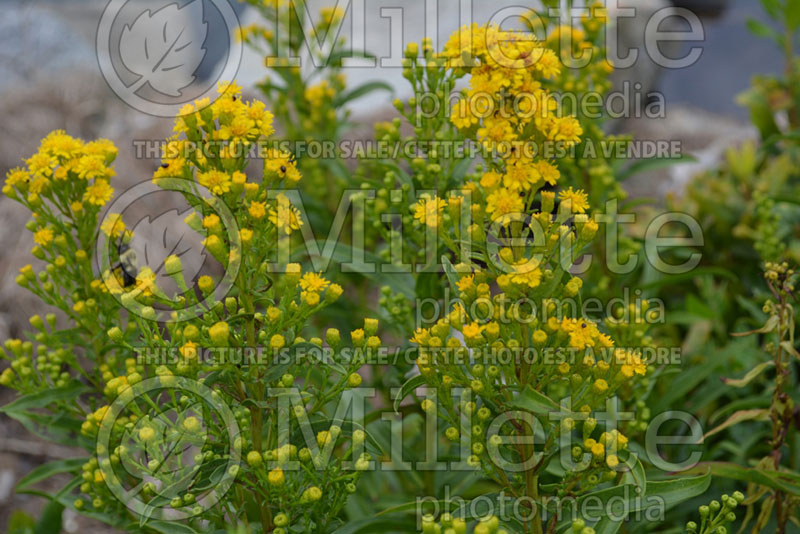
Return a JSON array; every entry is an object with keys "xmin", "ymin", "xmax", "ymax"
[
  {"xmin": 722, "ymin": 361, "xmax": 774, "ymax": 387},
  {"xmin": 441, "ymin": 256, "xmax": 460, "ymax": 296},
  {"xmin": 780, "ymin": 340, "xmax": 800, "ymax": 360},
  {"xmin": 619, "ymin": 450, "xmax": 647, "ymax": 492},
  {"xmin": 330, "ymin": 517, "xmax": 416, "ymax": 534},
  {"xmin": 4, "ymin": 411, "xmax": 85, "ymax": 448},
  {"xmin": 16, "ymin": 458, "xmax": 86, "ymax": 494},
  {"xmin": 54, "ymin": 478, "xmax": 121, "ymax": 528},
  {"xmin": 643, "ymin": 470, "xmax": 712, "ymax": 511},
  {"xmin": 393, "ymin": 374, "xmax": 427, "ymax": 412},
  {"xmin": 415, "ymin": 271, "xmax": 443, "ymax": 300},
  {"xmin": 699, "ymin": 409, "xmax": 770, "ymax": 443},
  {"xmin": 189, "ymin": 459, "xmax": 228, "ymax": 492},
  {"xmin": 710, "ymin": 397, "xmax": 771, "ymax": 425},
  {"xmin": 556, "ymin": 470, "xmax": 711, "ymax": 530},
  {"xmin": 146, "ymin": 521, "xmax": 199, "ymax": 534},
  {"xmin": 334, "ymin": 81, "xmax": 393, "ymax": 107},
  {"xmin": 618, "ymin": 153, "xmax": 697, "ymax": 181},
  {"xmin": 559, "ymin": 483, "xmax": 636, "ymax": 520},
  {"xmin": 591, "ymin": 517, "xmax": 623, "ymax": 534},
  {"xmin": 737, "ymin": 86, "xmax": 781, "ymax": 140},
  {"xmin": 34, "ymin": 500, "xmax": 64, "ymax": 534},
  {"xmin": 682, "ymin": 463, "xmax": 800, "ymax": 496},
  {"xmin": 8, "ymin": 511, "xmax": 35, "ymax": 534},
  {"xmin": 762, "ymin": 0, "xmax": 782, "ymax": 18},
  {"xmin": 448, "ymin": 157, "xmax": 474, "ymax": 187},
  {"xmin": 746, "ymin": 19, "xmax": 779, "ymax": 40},
  {"xmin": 732, "ymin": 315, "xmax": 780, "ymax": 336},
  {"xmin": 786, "ymin": 0, "xmax": 800, "ymax": 30},
  {"xmin": 325, "ymin": 50, "xmax": 377, "ymax": 67},
  {"xmin": 508, "ymin": 386, "xmax": 569, "ymax": 417},
  {"xmin": 0, "ymin": 382, "xmax": 88, "ymax": 414}
]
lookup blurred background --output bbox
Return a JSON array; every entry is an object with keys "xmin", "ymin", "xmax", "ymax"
[{"xmin": 0, "ymin": 0, "xmax": 783, "ymax": 531}]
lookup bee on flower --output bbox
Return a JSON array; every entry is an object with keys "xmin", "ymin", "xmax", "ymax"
[{"xmin": 268, "ymin": 194, "xmax": 303, "ymax": 234}]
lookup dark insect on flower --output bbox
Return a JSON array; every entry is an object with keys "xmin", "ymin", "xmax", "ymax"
[{"xmin": 113, "ymin": 241, "xmax": 139, "ymax": 287}]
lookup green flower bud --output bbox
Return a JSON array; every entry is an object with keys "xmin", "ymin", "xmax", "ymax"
[
  {"xmin": 209, "ymin": 321, "xmax": 230, "ymax": 346},
  {"xmin": 246, "ymin": 450, "xmax": 262, "ymax": 468},
  {"xmin": 29, "ymin": 315, "xmax": 44, "ymax": 330},
  {"xmin": 325, "ymin": 328, "xmax": 341, "ymax": 348},
  {"xmin": 348, "ymin": 372, "xmax": 363, "ymax": 387},
  {"xmin": 164, "ymin": 254, "xmax": 182, "ymax": 275},
  {"xmin": 225, "ymin": 297, "xmax": 238, "ymax": 315},
  {"xmin": 107, "ymin": 327, "xmax": 124, "ymax": 343},
  {"xmin": 364, "ymin": 318, "xmax": 379, "ymax": 336}
]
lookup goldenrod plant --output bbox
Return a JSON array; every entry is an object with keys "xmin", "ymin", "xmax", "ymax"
[
  {"xmin": 387, "ymin": 21, "xmax": 709, "ymax": 534},
  {"xmin": 1, "ymin": 84, "xmax": 384, "ymax": 534},
  {"xmin": 3, "ymin": 2, "xmax": 797, "ymax": 534}
]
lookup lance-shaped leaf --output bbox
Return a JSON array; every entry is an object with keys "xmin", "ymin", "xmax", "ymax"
[
  {"xmin": 731, "ymin": 315, "xmax": 779, "ymax": 337},
  {"xmin": 698, "ymin": 409, "xmax": 770, "ymax": 443},
  {"xmin": 393, "ymin": 374, "xmax": 427, "ymax": 413},
  {"xmin": 508, "ymin": 386, "xmax": 571, "ymax": 418},
  {"xmin": 722, "ymin": 361, "xmax": 774, "ymax": 387},
  {"xmin": 681, "ymin": 462, "xmax": 800, "ymax": 496}
]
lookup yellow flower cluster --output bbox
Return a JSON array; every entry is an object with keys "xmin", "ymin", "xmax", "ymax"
[
  {"xmin": 266, "ymin": 193, "xmax": 303, "ymax": 235},
  {"xmin": 303, "ymin": 75, "xmax": 346, "ymax": 128},
  {"xmin": 444, "ymin": 23, "xmax": 583, "ymax": 149},
  {"xmin": 152, "ymin": 82, "xmax": 306, "ymax": 278},
  {"xmin": 264, "ymin": 149, "xmax": 301, "ymax": 183},
  {"xmin": 157, "ymin": 81, "xmax": 278, "ymax": 189},
  {"xmin": 304, "ymin": 80, "xmax": 336, "ymax": 109},
  {"xmin": 524, "ymin": 4, "xmax": 615, "ymax": 89},
  {"xmin": 298, "ymin": 270, "xmax": 341, "ymax": 307},
  {"xmin": 412, "ymin": 194, "xmax": 447, "ymax": 228},
  {"xmin": 400, "ymin": 24, "xmax": 591, "ymax": 230},
  {"xmin": 579, "ymin": 427, "xmax": 630, "ymax": 470},
  {"xmin": 4, "ymin": 131, "xmax": 117, "ymax": 211},
  {"xmin": 174, "ymin": 81, "xmax": 274, "ymax": 142}
]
